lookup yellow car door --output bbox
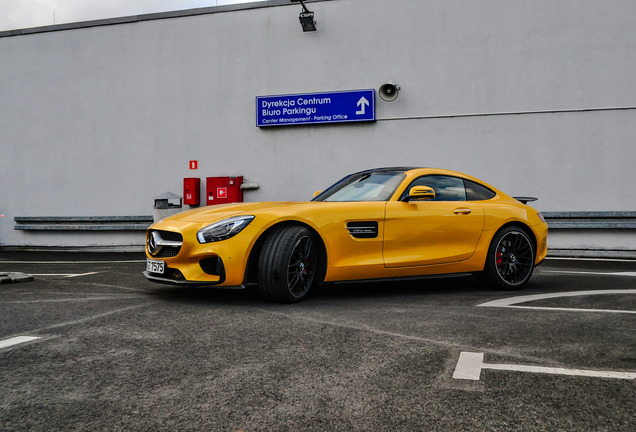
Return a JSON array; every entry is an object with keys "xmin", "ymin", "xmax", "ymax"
[
  {"xmin": 383, "ymin": 201, "xmax": 485, "ymax": 267},
  {"xmin": 383, "ymin": 175, "xmax": 485, "ymax": 267}
]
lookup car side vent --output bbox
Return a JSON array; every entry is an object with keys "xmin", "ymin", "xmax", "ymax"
[{"xmin": 346, "ymin": 221, "xmax": 379, "ymax": 239}]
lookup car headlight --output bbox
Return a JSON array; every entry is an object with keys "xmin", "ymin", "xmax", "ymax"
[{"xmin": 196, "ymin": 215, "xmax": 255, "ymax": 243}]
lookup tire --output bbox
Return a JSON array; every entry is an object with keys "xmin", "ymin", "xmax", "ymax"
[
  {"xmin": 481, "ymin": 226, "xmax": 535, "ymax": 290},
  {"xmin": 258, "ymin": 225, "xmax": 319, "ymax": 303}
]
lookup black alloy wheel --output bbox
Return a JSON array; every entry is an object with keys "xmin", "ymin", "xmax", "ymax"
[
  {"xmin": 287, "ymin": 234, "xmax": 316, "ymax": 298},
  {"xmin": 258, "ymin": 225, "xmax": 319, "ymax": 303},
  {"xmin": 482, "ymin": 226, "xmax": 535, "ymax": 290}
]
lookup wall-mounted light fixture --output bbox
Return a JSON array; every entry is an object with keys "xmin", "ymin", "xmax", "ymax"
[{"xmin": 291, "ymin": 0, "xmax": 317, "ymax": 32}]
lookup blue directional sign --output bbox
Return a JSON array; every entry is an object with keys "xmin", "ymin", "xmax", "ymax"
[{"xmin": 256, "ymin": 89, "xmax": 375, "ymax": 127}]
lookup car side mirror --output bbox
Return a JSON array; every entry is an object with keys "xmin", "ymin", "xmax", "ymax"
[
  {"xmin": 403, "ymin": 186, "xmax": 435, "ymax": 202},
  {"xmin": 313, "ymin": 190, "xmax": 322, "ymax": 198}
]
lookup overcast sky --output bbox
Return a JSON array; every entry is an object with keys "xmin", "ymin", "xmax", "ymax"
[{"xmin": 0, "ymin": 0, "xmax": 266, "ymax": 32}]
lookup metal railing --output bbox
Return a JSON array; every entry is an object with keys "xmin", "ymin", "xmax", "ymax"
[
  {"xmin": 14, "ymin": 216, "xmax": 153, "ymax": 231},
  {"xmin": 542, "ymin": 212, "xmax": 636, "ymax": 230}
]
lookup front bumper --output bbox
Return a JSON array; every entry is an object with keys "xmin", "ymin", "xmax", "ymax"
[
  {"xmin": 143, "ymin": 220, "xmax": 263, "ymax": 287},
  {"xmin": 143, "ymin": 270, "xmax": 245, "ymax": 289}
]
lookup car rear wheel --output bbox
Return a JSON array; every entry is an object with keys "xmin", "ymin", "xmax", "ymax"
[
  {"xmin": 482, "ymin": 226, "xmax": 535, "ymax": 290},
  {"xmin": 258, "ymin": 225, "xmax": 318, "ymax": 303}
]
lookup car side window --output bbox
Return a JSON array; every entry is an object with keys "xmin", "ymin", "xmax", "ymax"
[
  {"xmin": 401, "ymin": 175, "xmax": 467, "ymax": 201},
  {"xmin": 464, "ymin": 179, "xmax": 496, "ymax": 201}
]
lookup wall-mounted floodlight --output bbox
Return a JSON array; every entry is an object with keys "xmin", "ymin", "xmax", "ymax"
[{"xmin": 291, "ymin": 0, "xmax": 317, "ymax": 32}]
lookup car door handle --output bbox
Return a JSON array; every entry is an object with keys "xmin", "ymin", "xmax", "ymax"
[{"xmin": 453, "ymin": 208, "xmax": 472, "ymax": 215}]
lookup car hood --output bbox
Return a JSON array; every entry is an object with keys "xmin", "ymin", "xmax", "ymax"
[{"xmin": 164, "ymin": 202, "xmax": 312, "ymax": 225}]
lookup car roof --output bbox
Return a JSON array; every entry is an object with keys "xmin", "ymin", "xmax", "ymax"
[{"xmin": 349, "ymin": 167, "xmax": 421, "ymax": 175}]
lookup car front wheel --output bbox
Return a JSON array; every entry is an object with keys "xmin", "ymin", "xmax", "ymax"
[
  {"xmin": 258, "ymin": 225, "xmax": 319, "ymax": 303},
  {"xmin": 481, "ymin": 226, "xmax": 535, "ymax": 290}
]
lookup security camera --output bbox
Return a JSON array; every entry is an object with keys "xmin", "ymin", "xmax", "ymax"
[{"xmin": 379, "ymin": 82, "xmax": 400, "ymax": 102}]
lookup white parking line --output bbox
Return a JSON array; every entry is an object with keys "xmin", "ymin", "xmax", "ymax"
[
  {"xmin": 546, "ymin": 257, "xmax": 636, "ymax": 263},
  {"xmin": 0, "ymin": 260, "xmax": 145, "ymax": 264},
  {"xmin": 4, "ymin": 295, "xmax": 144, "ymax": 304},
  {"xmin": 64, "ymin": 271, "xmax": 101, "ymax": 278},
  {"xmin": 478, "ymin": 289, "xmax": 636, "ymax": 314},
  {"xmin": 453, "ymin": 352, "xmax": 636, "ymax": 381},
  {"xmin": 0, "ymin": 336, "xmax": 41, "ymax": 349},
  {"xmin": 542, "ymin": 270, "xmax": 636, "ymax": 277},
  {"xmin": 30, "ymin": 272, "xmax": 101, "ymax": 278}
]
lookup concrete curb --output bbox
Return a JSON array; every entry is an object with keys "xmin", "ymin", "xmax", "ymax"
[{"xmin": 0, "ymin": 272, "xmax": 35, "ymax": 284}]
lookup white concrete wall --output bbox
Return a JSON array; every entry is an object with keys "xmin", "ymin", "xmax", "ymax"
[{"xmin": 1, "ymin": 0, "xmax": 635, "ymax": 250}]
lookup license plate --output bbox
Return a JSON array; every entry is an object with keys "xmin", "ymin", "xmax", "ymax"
[{"xmin": 146, "ymin": 258, "xmax": 165, "ymax": 274}]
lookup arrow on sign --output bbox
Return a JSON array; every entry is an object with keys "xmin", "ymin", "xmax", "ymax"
[{"xmin": 356, "ymin": 97, "xmax": 369, "ymax": 115}]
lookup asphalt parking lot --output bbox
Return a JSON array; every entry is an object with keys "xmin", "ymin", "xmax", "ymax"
[{"xmin": 1, "ymin": 252, "xmax": 634, "ymax": 431}]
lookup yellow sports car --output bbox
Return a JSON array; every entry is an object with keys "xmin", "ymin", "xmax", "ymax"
[{"xmin": 144, "ymin": 167, "xmax": 548, "ymax": 302}]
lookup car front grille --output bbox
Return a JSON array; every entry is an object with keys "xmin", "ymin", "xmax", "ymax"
[
  {"xmin": 156, "ymin": 246, "xmax": 180, "ymax": 258},
  {"xmin": 148, "ymin": 230, "xmax": 183, "ymax": 258}
]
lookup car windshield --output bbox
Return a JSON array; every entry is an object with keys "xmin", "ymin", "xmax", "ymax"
[{"xmin": 313, "ymin": 171, "xmax": 406, "ymax": 202}]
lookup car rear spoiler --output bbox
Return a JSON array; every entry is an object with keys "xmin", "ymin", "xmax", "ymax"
[{"xmin": 513, "ymin": 196, "xmax": 538, "ymax": 204}]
